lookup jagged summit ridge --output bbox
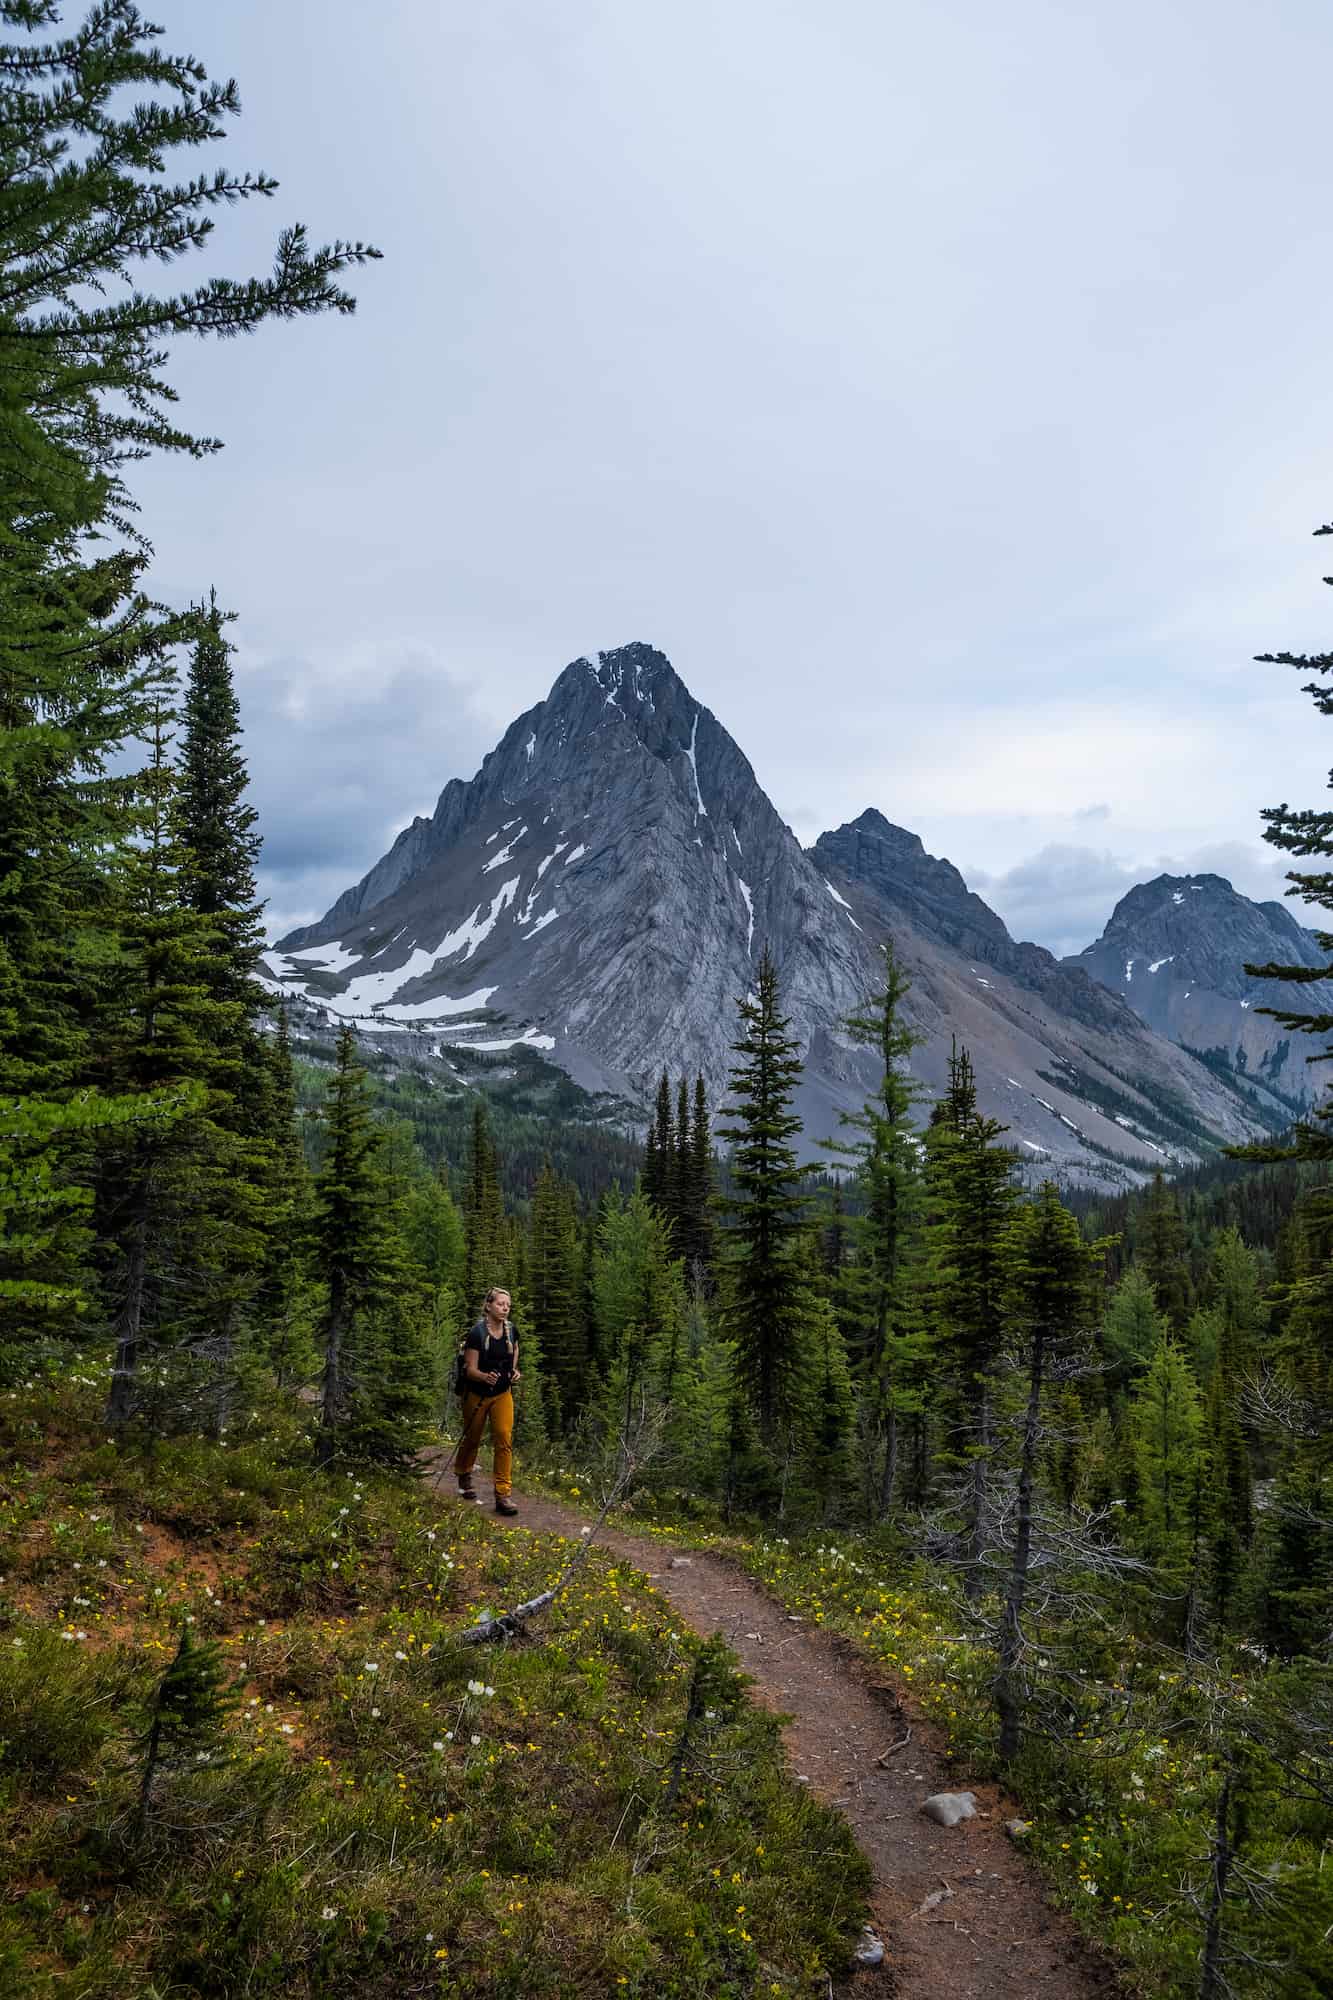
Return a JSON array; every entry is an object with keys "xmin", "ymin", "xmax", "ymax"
[{"xmin": 268, "ymin": 645, "xmax": 1282, "ymax": 1184}]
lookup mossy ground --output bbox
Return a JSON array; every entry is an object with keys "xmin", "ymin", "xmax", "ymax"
[{"xmin": 0, "ymin": 1361, "xmax": 868, "ymax": 1999}]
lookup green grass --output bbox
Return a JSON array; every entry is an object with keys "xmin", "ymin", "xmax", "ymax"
[{"xmin": 0, "ymin": 1364, "xmax": 869, "ymax": 1998}]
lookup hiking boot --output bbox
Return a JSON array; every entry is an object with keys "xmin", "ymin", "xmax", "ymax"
[
  {"xmin": 493, "ymin": 1495, "xmax": 519, "ymax": 1516},
  {"xmin": 457, "ymin": 1477, "xmax": 480, "ymax": 1502}
]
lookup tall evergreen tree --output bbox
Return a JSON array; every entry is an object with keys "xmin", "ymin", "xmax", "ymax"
[
  {"xmin": 684, "ymin": 1073, "xmax": 717, "ymax": 1284},
  {"xmin": 1127, "ymin": 1332, "xmax": 1204, "ymax": 1573},
  {"xmin": 718, "ymin": 948, "xmax": 808, "ymax": 1431},
  {"xmin": 671, "ymin": 1075, "xmax": 690, "ymax": 1237},
  {"xmin": 821, "ymin": 939, "xmax": 932, "ymax": 1514},
  {"xmin": 643, "ymin": 1071, "xmax": 673, "ymax": 1218},
  {"xmin": 253, "ymin": 1004, "xmax": 314, "ymax": 1389},
  {"xmin": 176, "ymin": 596, "xmax": 264, "ymax": 1004},
  {"xmin": 462, "ymin": 1102, "xmax": 509, "ymax": 1317},
  {"xmin": 0, "ymin": 0, "xmax": 376, "ymax": 1349},
  {"xmin": 925, "ymin": 1040, "xmax": 1020, "ymax": 1597},
  {"xmin": 310, "ymin": 1027, "xmax": 427, "ymax": 1470},
  {"xmin": 1202, "ymin": 1362, "xmax": 1253, "ymax": 1632},
  {"xmin": 994, "ymin": 1185, "xmax": 1099, "ymax": 1759},
  {"xmin": 528, "ymin": 1162, "xmax": 585, "ymax": 1431},
  {"xmin": 99, "ymin": 710, "xmax": 242, "ymax": 1432},
  {"xmin": 1140, "ymin": 1171, "xmax": 1193, "ymax": 1329},
  {"xmin": 1100, "ymin": 1264, "xmax": 1166, "ymax": 1401}
]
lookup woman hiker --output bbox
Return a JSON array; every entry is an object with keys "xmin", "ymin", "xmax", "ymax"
[{"xmin": 456, "ymin": 1286, "xmax": 522, "ymax": 1514}]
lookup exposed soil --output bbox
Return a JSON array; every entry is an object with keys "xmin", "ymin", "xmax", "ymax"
[{"xmin": 425, "ymin": 1466, "xmax": 1123, "ymax": 2000}]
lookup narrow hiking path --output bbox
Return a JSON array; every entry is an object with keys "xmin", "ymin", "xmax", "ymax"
[{"xmin": 423, "ymin": 1468, "xmax": 1122, "ymax": 2000}]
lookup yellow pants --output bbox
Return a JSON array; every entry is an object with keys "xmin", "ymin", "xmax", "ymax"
[{"xmin": 455, "ymin": 1390, "xmax": 513, "ymax": 1497}]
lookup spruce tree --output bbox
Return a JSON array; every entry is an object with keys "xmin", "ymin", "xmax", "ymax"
[
  {"xmin": 1127, "ymin": 1333, "xmax": 1204, "ymax": 1573},
  {"xmin": 821, "ymin": 939, "xmax": 932, "ymax": 1514},
  {"xmin": 925, "ymin": 1041, "xmax": 1020, "ymax": 1596},
  {"xmin": 718, "ymin": 948, "xmax": 808, "ymax": 1432},
  {"xmin": 528, "ymin": 1162, "xmax": 585, "ymax": 1432},
  {"xmin": 684, "ymin": 1073, "xmax": 716, "ymax": 1284},
  {"xmin": 177, "ymin": 596, "xmax": 264, "ymax": 1010},
  {"xmin": 672, "ymin": 1076, "xmax": 690, "ymax": 1236},
  {"xmin": 994, "ymin": 1185, "xmax": 1098, "ymax": 1759},
  {"xmin": 0, "ymin": 0, "xmax": 377, "ymax": 1346},
  {"xmin": 1140, "ymin": 1171, "xmax": 1193, "ymax": 1329},
  {"xmin": 1101, "ymin": 1264, "xmax": 1166, "ymax": 1401},
  {"xmin": 310, "ymin": 1027, "xmax": 427, "ymax": 1470},
  {"xmin": 99, "ymin": 710, "xmax": 246, "ymax": 1433},
  {"xmin": 643, "ymin": 1071, "xmax": 673, "ymax": 1223},
  {"xmin": 462, "ymin": 1102, "xmax": 509, "ymax": 1318},
  {"xmin": 1202, "ymin": 1363, "xmax": 1253, "ymax": 1632},
  {"xmin": 135, "ymin": 1625, "xmax": 236, "ymax": 1839},
  {"xmin": 252, "ymin": 1004, "xmax": 314, "ymax": 1389}
]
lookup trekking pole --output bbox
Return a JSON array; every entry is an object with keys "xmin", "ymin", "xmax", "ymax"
[{"xmin": 431, "ymin": 1383, "xmax": 505, "ymax": 1487}]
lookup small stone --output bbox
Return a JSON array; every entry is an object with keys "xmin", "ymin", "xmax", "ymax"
[
  {"xmin": 1005, "ymin": 1818, "xmax": 1032, "ymax": 1841},
  {"xmin": 668, "ymin": 1557, "xmax": 692, "ymax": 1569},
  {"xmin": 922, "ymin": 1790, "xmax": 978, "ymax": 1828},
  {"xmin": 795, "ymin": 1773, "xmax": 810, "ymax": 1784},
  {"xmin": 854, "ymin": 1928, "xmax": 885, "ymax": 1968}
]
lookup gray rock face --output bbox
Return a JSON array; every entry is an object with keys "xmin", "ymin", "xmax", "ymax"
[
  {"xmin": 1064, "ymin": 874, "xmax": 1328, "ymax": 1110},
  {"xmin": 269, "ymin": 645, "xmax": 1281, "ymax": 1186}
]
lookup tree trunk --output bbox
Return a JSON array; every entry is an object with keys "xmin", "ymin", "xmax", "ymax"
[
  {"xmin": 996, "ymin": 1324, "xmax": 1045, "ymax": 1760},
  {"xmin": 1198, "ymin": 1766, "xmax": 1235, "ymax": 2000},
  {"xmin": 315, "ymin": 1269, "xmax": 347, "ymax": 1469},
  {"xmin": 963, "ymin": 1388, "xmax": 992, "ymax": 1603},
  {"xmin": 878, "ymin": 1398, "xmax": 899, "ymax": 1519},
  {"xmin": 105, "ymin": 1173, "xmax": 150, "ymax": 1430}
]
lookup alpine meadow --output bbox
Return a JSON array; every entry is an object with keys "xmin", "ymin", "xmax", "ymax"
[{"xmin": 0, "ymin": 7, "xmax": 1331, "ymax": 2000}]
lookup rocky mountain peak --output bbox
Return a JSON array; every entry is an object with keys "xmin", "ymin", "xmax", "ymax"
[
  {"xmin": 815, "ymin": 812, "xmax": 1008, "ymax": 944},
  {"xmin": 267, "ymin": 644, "xmax": 1288, "ymax": 1185},
  {"xmin": 1065, "ymin": 871, "xmax": 1326, "ymax": 1109}
]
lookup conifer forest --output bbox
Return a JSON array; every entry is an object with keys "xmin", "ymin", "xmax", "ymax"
[{"xmin": 0, "ymin": 7, "xmax": 1330, "ymax": 1999}]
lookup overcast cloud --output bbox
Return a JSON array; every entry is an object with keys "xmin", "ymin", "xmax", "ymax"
[{"xmin": 132, "ymin": 0, "xmax": 1333, "ymax": 955}]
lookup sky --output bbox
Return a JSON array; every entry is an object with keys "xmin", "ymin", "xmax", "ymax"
[{"xmin": 126, "ymin": 0, "xmax": 1333, "ymax": 957}]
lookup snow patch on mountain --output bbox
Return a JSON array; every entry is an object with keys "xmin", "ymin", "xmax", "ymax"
[
  {"xmin": 684, "ymin": 711, "xmax": 708, "ymax": 819},
  {"xmin": 483, "ymin": 828, "xmax": 527, "ymax": 873},
  {"xmin": 737, "ymin": 878, "xmax": 754, "ymax": 954},
  {"xmin": 365, "ymin": 985, "xmax": 497, "ymax": 1023},
  {"xmin": 281, "ymin": 939, "xmax": 360, "ymax": 977},
  {"xmin": 434, "ymin": 877, "xmax": 520, "ymax": 961}
]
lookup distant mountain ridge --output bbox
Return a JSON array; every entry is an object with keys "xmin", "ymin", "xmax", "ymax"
[
  {"xmin": 1064, "ymin": 873, "xmax": 1327, "ymax": 1109},
  {"xmin": 269, "ymin": 643, "xmax": 1288, "ymax": 1186}
]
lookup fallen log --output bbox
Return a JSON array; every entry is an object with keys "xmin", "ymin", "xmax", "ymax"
[{"xmin": 457, "ymin": 1587, "xmax": 557, "ymax": 1646}]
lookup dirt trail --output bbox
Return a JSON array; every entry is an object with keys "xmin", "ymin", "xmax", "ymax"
[{"xmin": 424, "ymin": 1468, "xmax": 1120, "ymax": 1999}]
